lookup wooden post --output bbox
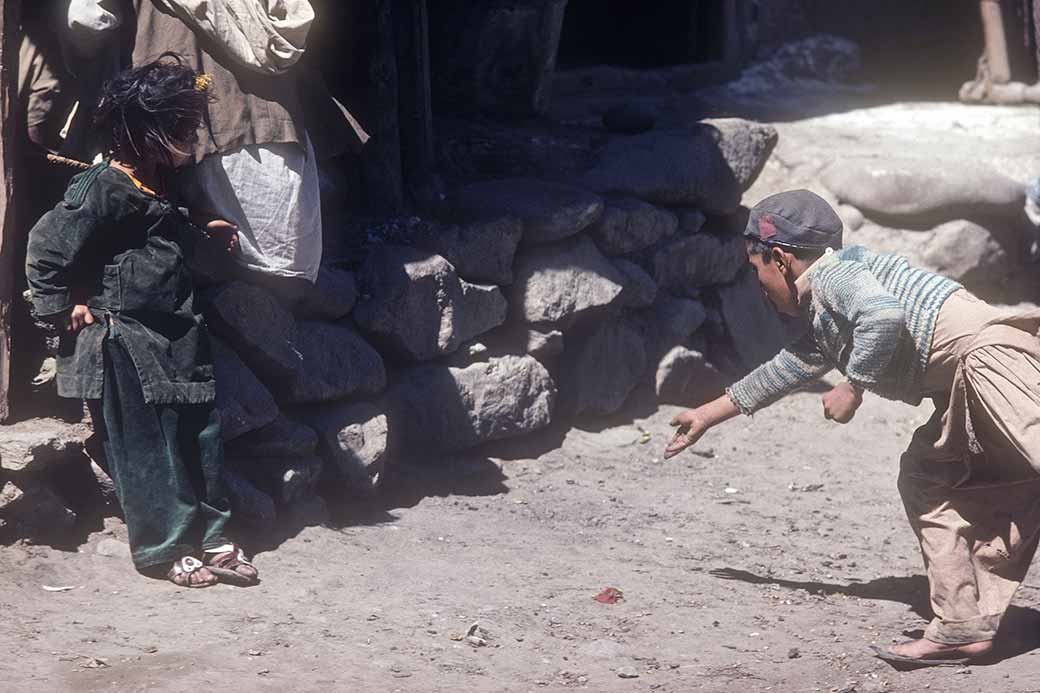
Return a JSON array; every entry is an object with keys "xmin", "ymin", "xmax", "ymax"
[
  {"xmin": 393, "ymin": 0, "xmax": 434, "ymax": 202},
  {"xmin": 0, "ymin": 0, "xmax": 20, "ymax": 423},
  {"xmin": 362, "ymin": 0, "xmax": 405, "ymax": 214}
]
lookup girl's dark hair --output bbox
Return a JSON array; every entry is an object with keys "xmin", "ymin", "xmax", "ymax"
[
  {"xmin": 746, "ymin": 238, "xmax": 827, "ymax": 264},
  {"xmin": 94, "ymin": 54, "xmax": 209, "ymax": 167}
]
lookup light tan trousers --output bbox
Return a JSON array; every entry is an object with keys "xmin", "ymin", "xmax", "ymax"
[{"xmin": 898, "ymin": 291, "xmax": 1040, "ymax": 644}]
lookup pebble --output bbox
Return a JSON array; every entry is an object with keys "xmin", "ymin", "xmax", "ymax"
[
  {"xmin": 616, "ymin": 666, "xmax": 640, "ymax": 679},
  {"xmin": 787, "ymin": 647, "xmax": 801, "ymax": 659}
]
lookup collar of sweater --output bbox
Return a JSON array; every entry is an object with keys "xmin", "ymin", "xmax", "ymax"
[{"xmin": 794, "ymin": 247, "xmax": 837, "ymax": 304}]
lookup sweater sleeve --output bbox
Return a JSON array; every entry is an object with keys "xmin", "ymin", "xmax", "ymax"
[
  {"xmin": 726, "ymin": 334, "xmax": 832, "ymax": 415},
  {"xmin": 812, "ymin": 260, "xmax": 907, "ymax": 390},
  {"xmin": 25, "ymin": 203, "xmax": 101, "ymax": 319}
]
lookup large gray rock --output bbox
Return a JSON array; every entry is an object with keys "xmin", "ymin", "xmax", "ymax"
[
  {"xmin": 211, "ymin": 336, "xmax": 280, "ymax": 441},
  {"xmin": 653, "ymin": 231, "xmax": 746, "ymax": 290},
  {"xmin": 278, "ymin": 321, "xmax": 387, "ymax": 404},
  {"xmin": 561, "ymin": 319, "xmax": 648, "ymax": 417},
  {"xmin": 713, "ymin": 267, "xmax": 797, "ymax": 371},
  {"xmin": 581, "ymin": 129, "xmax": 742, "ymax": 214},
  {"xmin": 612, "ymin": 258, "xmax": 658, "ymax": 308},
  {"xmin": 389, "ymin": 355, "xmax": 556, "ymax": 453},
  {"xmin": 588, "ymin": 198, "xmax": 678, "ymax": 256},
  {"xmin": 820, "ymin": 156, "xmax": 1024, "ymax": 225},
  {"xmin": 702, "ymin": 118, "xmax": 779, "ymax": 192},
  {"xmin": 415, "ymin": 217, "xmax": 522, "ymax": 285},
  {"xmin": 655, "ymin": 347, "xmax": 728, "ymax": 407},
  {"xmin": 294, "ymin": 266, "xmax": 358, "ymax": 321},
  {"xmin": 225, "ymin": 415, "xmax": 318, "ymax": 459},
  {"xmin": 203, "ymin": 282, "xmax": 301, "ymax": 377},
  {"xmin": 0, "ymin": 419, "xmax": 89, "ymax": 473},
  {"xmin": 511, "ymin": 236, "xmax": 625, "ymax": 324},
  {"xmin": 449, "ymin": 179, "xmax": 604, "ymax": 246},
  {"xmin": 355, "ymin": 246, "xmax": 508, "ymax": 361},
  {"xmin": 298, "ymin": 401, "xmax": 388, "ymax": 493}
]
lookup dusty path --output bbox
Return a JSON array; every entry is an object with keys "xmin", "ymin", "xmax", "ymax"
[{"xmin": 3, "ymin": 376, "xmax": 1039, "ymax": 692}]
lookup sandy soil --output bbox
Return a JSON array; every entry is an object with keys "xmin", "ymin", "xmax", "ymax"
[{"xmin": 3, "ymin": 374, "xmax": 1039, "ymax": 692}]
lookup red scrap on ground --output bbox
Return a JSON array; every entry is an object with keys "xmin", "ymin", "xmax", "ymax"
[{"xmin": 594, "ymin": 587, "xmax": 624, "ymax": 604}]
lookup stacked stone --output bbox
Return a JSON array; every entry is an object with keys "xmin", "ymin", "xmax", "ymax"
[{"xmin": 1, "ymin": 118, "xmax": 784, "ymax": 538}]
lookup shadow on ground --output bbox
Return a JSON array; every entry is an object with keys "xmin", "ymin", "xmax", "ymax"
[{"xmin": 710, "ymin": 567, "xmax": 1040, "ymax": 665}]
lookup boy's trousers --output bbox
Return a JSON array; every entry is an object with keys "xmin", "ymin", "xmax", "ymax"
[
  {"xmin": 89, "ymin": 336, "xmax": 231, "ymax": 571},
  {"xmin": 898, "ymin": 291, "xmax": 1040, "ymax": 644}
]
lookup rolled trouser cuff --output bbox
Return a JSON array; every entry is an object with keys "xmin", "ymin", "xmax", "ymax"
[{"xmin": 925, "ymin": 614, "xmax": 1000, "ymax": 644}]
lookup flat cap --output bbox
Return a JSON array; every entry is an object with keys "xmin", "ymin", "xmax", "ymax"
[{"xmin": 744, "ymin": 189, "xmax": 843, "ymax": 251}]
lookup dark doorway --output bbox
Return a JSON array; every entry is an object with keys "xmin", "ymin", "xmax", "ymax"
[{"xmin": 557, "ymin": 0, "xmax": 729, "ymax": 69}]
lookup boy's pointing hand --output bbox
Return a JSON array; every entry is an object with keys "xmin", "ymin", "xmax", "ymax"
[
  {"xmin": 664, "ymin": 409, "xmax": 708, "ymax": 459},
  {"xmin": 67, "ymin": 304, "xmax": 95, "ymax": 333}
]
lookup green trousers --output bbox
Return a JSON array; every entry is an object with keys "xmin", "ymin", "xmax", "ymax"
[{"xmin": 89, "ymin": 337, "xmax": 230, "ymax": 571}]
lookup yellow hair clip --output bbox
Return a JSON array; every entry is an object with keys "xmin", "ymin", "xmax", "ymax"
[{"xmin": 194, "ymin": 73, "xmax": 213, "ymax": 92}]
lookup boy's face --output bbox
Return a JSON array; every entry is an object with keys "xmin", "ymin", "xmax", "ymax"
[{"xmin": 747, "ymin": 244, "xmax": 800, "ymax": 316}]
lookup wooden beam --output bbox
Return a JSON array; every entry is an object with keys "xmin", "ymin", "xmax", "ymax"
[
  {"xmin": 393, "ymin": 0, "xmax": 434, "ymax": 202},
  {"xmin": 0, "ymin": 0, "xmax": 19, "ymax": 423}
]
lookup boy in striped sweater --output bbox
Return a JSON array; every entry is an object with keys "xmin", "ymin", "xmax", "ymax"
[{"xmin": 665, "ymin": 190, "xmax": 1040, "ymax": 666}]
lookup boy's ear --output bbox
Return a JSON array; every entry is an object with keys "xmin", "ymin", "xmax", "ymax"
[{"xmin": 771, "ymin": 247, "xmax": 789, "ymax": 273}]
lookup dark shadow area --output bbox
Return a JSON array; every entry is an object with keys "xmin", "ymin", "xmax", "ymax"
[{"xmin": 711, "ymin": 567, "xmax": 1040, "ymax": 664}]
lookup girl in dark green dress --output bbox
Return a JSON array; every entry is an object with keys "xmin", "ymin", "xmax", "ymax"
[{"xmin": 26, "ymin": 57, "xmax": 258, "ymax": 588}]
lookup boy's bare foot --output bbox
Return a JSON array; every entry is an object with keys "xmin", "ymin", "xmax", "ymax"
[{"xmin": 879, "ymin": 637, "xmax": 992, "ymax": 663}]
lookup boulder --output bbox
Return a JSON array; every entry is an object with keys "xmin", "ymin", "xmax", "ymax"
[
  {"xmin": 588, "ymin": 197, "xmax": 678, "ymax": 256},
  {"xmin": 581, "ymin": 129, "xmax": 742, "ymax": 214},
  {"xmin": 0, "ymin": 418, "xmax": 90, "ymax": 473},
  {"xmin": 561, "ymin": 319, "xmax": 648, "ymax": 416},
  {"xmin": 211, "ymin": 336, "xmax": 280, "ymax": 442},
  {"xmin": 448, "ymin": 179, "xmax": 604, "ymax": 246},
  {"xmin": 415, "ymin": 217, "xmax": 522, "ymax": 285},
  {"xmin": 820, "ymin": 156, "xmax": 1024, "ymax": 226},
  {"xmin": 653, "ymin": 231, "xmax": 747, "ymax": 290},
  {"xmin": 297, "ymin": 401, "xmax": 388, "ymax": 494},
  {"xmin": 223, "ymin": 468, "xmax": 277, "ymax": 530},
  {"xmin": 389, "ymin": 355, "xmax": 556, "ymax": 453},
  {"xmin": 612, "ymin": 258, "xmax": 658, "ymax": 308},
  {"xmin": 524, "ymin": 328, "xmax": 564, "ymax": 361},
  {"xmin": 602, "ymin": 102, "xmax": 659, "ymax": 135},
  {"xmin": 675, "ymin": 209, "xmax": 707, "ymax": 235},
  {"xmin": 643, "ymin": 294, "xmax": 707, "ymax": 356},
  {"xmin": 230, "ymin": 456, "xmax": 324, "ymax": 506},
  {"xmin": 355, "ymin": 246, "xmax": 508, "ymax": 361},
  {"xmin": 713, "ymin": 267, "xmax": 799, "ymax": 371},
  {"xmin": 278, "ymin": 321, "xmax": 387, "ymax": 404},
  {"xmin": 224, "ymin": 415, "xmax": 318, "ymax": 459},
  {"xmin": 294, "ymin": 266, "xmax": 358, "ymax": 321},
  {"xmin": 702, "ymin": 118, "xmax": 779, "ymax": 191},
  {"xmin": 655, "ymin": 347, "xmax": 728, "ymax": 406},
  {"xmin": 202, "ymin": 281, "xmax": 302, "ymax": 377},
  {"xmin": 510, "ymin": 236, "xmax": 625, "ymax": 324}
]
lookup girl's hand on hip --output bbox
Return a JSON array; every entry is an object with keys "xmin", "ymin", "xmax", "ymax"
[{"xmin": 67, "ymin": 304, "xmax": 95, "ymax": 333}]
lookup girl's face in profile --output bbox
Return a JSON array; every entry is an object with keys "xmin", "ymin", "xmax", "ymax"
[{"xmin": 168, "ymin": 119, "xmax": 201, "ymax": 168}]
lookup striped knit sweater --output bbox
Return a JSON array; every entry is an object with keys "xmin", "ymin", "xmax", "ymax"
[{"xmin": 727, "ymin": 246, "xmax": 962, "ymax": 415}]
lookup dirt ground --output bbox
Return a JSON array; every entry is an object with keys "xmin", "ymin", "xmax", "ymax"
[{"xmin": 3, "ymin": 372, "xmax": 1039, "ymax": 692}]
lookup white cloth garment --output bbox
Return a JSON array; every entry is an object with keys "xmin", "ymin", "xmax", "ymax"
[
  {"xmin": 154, "ymin": 0, "xmax": 314, "ymax": 75},
  {"xmin": 179, "ymin": 135, "xmax": 322, "ymax": 281},
  {"xmin": 66, "ymin": 0, "xmax": 124, "ymax": 57}
]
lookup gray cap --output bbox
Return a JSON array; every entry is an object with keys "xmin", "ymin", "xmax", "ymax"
[{"xmin": 744, "ymin": 190, "xmax": 843, "ymax": 251}]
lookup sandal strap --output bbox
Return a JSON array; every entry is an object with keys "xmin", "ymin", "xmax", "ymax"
[{"xmin": 171, "ymin": 556, "xmax": 204, "ymax": 577}]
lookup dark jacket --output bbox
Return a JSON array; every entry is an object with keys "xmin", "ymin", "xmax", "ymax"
[{"xmin": 25, "ymin": 163, "xmax": 216, "ymax": 404}]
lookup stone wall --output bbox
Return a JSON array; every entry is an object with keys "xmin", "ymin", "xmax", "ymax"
[{"xmin": 0, "ymin": 117, "xmax": 782, "ymax": 539}]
